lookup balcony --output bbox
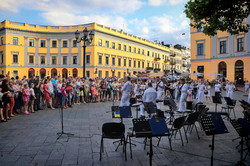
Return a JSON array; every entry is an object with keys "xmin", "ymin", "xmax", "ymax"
[
  {"xmin": 154, "ymin": 57, "xmax": 161, "ymax": 61},
  {"xmin": 170, "ymin": 53, "xmax": 176, "ymax": 57},
  {"xmin": 182, "ymin": 64, "xmax": 187, "ymax": 67},
  {"xmin": 164, "ymin": 59, "xmax": 170, "ymax": 63},
  {"xmin": 164, "ymin": 70, "xmax": 170, "ymax": 74},
  {"xmin": 182, "ymin": 57, "xmax": 187, "ymax": 60},
  {"xmin": 146, "ymin": 67, "xmax": 154, "ymax": 71},
  {"xmin": 154, "ymin": 68, "xmax": 161, "ymax": 72}
]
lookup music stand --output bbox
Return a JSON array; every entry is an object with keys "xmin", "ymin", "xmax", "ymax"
[
  {"xmin": 133, "ymin": 118, "xmax": 170, "ymax": 166},
  {"xmin": 212, "ymin": 96, "xmax": 222, "ymax": 112},
  {"xmin": 200, "ymin": 114, "xmax": 229, "ymax": 166},
  {"xmin": 164, "ymin": 97, "xmax": 177, "ymax": 124},
  {"xmin": 57, "ymin": 105, "xmax": 74, "ymax": 140}
]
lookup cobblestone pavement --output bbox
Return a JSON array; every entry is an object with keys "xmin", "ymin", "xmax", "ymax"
[{"xmin": 0, "ymin": 88, "xmax": 249, "ymax": 166}]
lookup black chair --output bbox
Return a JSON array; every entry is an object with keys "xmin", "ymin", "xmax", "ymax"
[
  {"xmin": 170, "ymin": 116, "xmax": 187, "ymax": 146},
  {"xmin": 183, "ymin": 112, "xmax": 201, "ymax": 142},
  {"xmin": 144, "ymin": 102, "xmax": 157, "ymax": 117},
  {"xmin": 221, "ymin": 97, "xmax": 236, "ymax": 118},
  {"xmin": 100, "ymin": 122, "xmax": 127, "ymax": 161}
]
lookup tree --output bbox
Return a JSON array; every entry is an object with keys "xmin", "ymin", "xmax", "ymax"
[{"xmin": 184, "ymin": 0, "xmax": 250, "ymax": 36}]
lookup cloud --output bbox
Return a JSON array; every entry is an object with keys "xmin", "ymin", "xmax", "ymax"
[
  {"xmin": 0, "ymin": 0, "xmax": 29, "ymax": 13},
  {"xmin": 148, "ymin": 0, "xmax": 166, "ymax": 6},
  {"xmin": 42, "ymin": 11, "xmax": 129, "ymax": 31}
]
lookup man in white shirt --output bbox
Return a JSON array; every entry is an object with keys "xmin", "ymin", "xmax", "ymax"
[
  {"xmin": 178, "ymin": 79, "xmax": 189, "ymax": 112},
  {"xmin": 226, "ymin": 82, "xmax": 236, "ymax": 99},
  {"xmin": 155, "ymin": 77, "xmax": 164, "ymax": 109},
  {"xmin": 120, "ymin": 77, "xmax": 133, "ymax": 106},
  {"xmin": 214, "ymin": 81, "xmax": 222, "ymax": 98},
  {"xmin": 140, "ymin": 83, "xmax": 157, "ymax": 117},
  {"xmin": 197, "ymin": 80, "xmax": 205, "ymax": 103}
]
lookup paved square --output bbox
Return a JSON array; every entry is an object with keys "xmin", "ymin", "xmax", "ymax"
[{"xmin": 0, "ymin": 89, "xmax": 249, "ymax": 166}]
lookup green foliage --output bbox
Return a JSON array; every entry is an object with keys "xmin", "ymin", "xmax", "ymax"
[{"xmin": 184, "ymin": 0, "xmax": 250, "ymax": 36}]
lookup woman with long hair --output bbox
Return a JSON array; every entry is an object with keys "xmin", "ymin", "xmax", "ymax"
[
  {"xmin": 22, "ymin": 83, "xmax": 30, "ymax": 115},
  {"xmin": 43, "ymin": 79, "xmax": 54, "ymax": 110},
  {"xmin": 2, "ymin": 79, "xmax": 12, "ymax": 120}
]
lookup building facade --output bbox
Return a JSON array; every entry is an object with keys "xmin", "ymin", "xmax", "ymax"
[
  {"xmin": 0, "ymin": 20, "xmax": 190, "ymax": 78},
  {"xmin": 190, "ymin": 16, "xmax": 250, "ymax": 83}
]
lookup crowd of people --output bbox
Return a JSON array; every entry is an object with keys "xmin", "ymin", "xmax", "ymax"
[{"xmin": 0, "ymin": 73, "xmax": 249, "ymax": 122}]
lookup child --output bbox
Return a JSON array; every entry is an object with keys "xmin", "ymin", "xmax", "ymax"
[
  {"xmin": 91, "ymin": 84, "xmax": 98, "ymax": 102},
  {"xmin": 29, "ymin": 83, "xmax": 36, "ymax": 113}
]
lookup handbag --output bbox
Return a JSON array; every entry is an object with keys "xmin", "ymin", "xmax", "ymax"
[{"xmin": 204, "ymin": 91, "xmax": 208, "ymax": 95}]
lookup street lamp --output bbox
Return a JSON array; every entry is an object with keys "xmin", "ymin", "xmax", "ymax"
[{"xmin": 75, "ymin": 27, "xmax": 94, "ymax": 78}]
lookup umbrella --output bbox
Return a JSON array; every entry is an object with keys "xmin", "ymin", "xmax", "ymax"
[
  {"xmin": 181, "ymin": 72, "xmax": 190, "ymax": 76},
  {"xmin": 149, "ymin": 72, "xmax": 165, "ymax": 77},
  {"xmin": 208, "ymin": 73, "xmax": 223, "ymax": 76},
  {"xmin": 191, "ymin": 72, "xmax": 204, "ymax": 76}
]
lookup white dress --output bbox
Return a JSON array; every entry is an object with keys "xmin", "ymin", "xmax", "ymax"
[
  {"xmin": 204, "ymin": 85, "xmax": 211, "ymax": 97},
  {"xmin": 197, "ymin": 84, "xmax": 205, "ymax": 103}
]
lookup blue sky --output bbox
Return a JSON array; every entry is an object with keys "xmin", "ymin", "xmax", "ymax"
[{"xmin": 0, "ymin": 0, "xmax": 190, "ymax": 47}]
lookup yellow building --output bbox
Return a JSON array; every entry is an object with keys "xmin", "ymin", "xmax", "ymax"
[
  {"xmin": 0, "ymin": 20, "xmax": 190, "ymax": 78},
  {"xmin": 190, "ymin": 16, "xmax": 250, "ymax": 83}
]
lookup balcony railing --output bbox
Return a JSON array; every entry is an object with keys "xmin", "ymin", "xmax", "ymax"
[
  {"xmin": 164, "ymin": 59, "xmax": 170, "ymax": 63},
  {"xmin": 154, "ymin": 57, "xmax": 161, "ymax": 61},
  {"xmin": 146, "ymin": 67, "xmax": 154, "ymax": 71},
  {"xmin": 154, "ymin": 68, "xmax": 161, "ymax": 72},
  {"xmin": 170, "ymin": 54, "xmax": 176, "ymax": 57}
]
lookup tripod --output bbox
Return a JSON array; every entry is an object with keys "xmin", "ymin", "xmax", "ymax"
[{"xmin": 57, "ymin": 106, "xmax": 74, "ymax": 140}]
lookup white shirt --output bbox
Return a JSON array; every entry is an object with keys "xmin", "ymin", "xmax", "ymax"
[
  {"xmin": 122, "ymin": 81, "xmax": 133, "ymax": 94},
  {"xmin": 214, "ymin": 84, "xmax": 221, "ymax": 92},
  {"xmin": 180, "ymin": 84, "xmax": 189, "ymax": 93},
  {"xmin": 47, "ymin": 81, "xmax": 54, "ymax": 93},
  {"xmin": 198, "ymin": 84, "xmax": 205, "ymax": 91},
  {"xmin": 142, "ymin": 87, "xmax": 157, "ymax": 103},
  {"xmin": 226, "ymin": 84, "xmax": 235, "ymax": 92},
  {"xmin": 156, "ymin": 81, "xmax": 164, "ymax": 92}
]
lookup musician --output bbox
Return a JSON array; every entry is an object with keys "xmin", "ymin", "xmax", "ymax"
[
  {"xmin": 178, "ymin": 79, "xmax": 189, "ymax": 112},
  {"xmin": 119, "ymin": 77, "xmax": 133, "ymax": 106},
  {"xmin": 197, "ymin": 80, "xmax": 205, "ymax": 103},
  {"xmin": 155, "ymin": 77, "xmax": 164, "ymax": 109},
  {"xmin": 226, "ymin": 81, "xmax": 236, "ymax": 99},
  {"xmin": 139, "ymin": 83, "xmax": 157, "ymax": 118}
]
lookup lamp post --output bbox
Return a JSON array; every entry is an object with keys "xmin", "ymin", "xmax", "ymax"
[{"xmin": 75, "ymin": 27, "xmax": 94, "ymax": 78}]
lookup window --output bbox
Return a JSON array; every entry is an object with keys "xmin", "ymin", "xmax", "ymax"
[
  {"xmin": 129, "ymin": 60, "xmax": 131, "ymax": 67},
  {"xmin": 63, "ymin": 56, "xmax": 67, "ymax": 65},
  {"xmin": 134, "ymin": 60, "xmax": 136, "ymax": 68},
  {"xmin": 118, "ymin": 58, "xmax": 121, "ymax": 66},
  {"xmin": 98, "ymin": 39, "xmax": 102, "ymax": 46},
  {"xmin": 40, "ymin": 40, "xmax": 46, "ymax": 47},
  {"xmin": 112, "ymin": 42, "xmax": 115, "ymax": 49},
  {"xmin": 105, "ymin": 41, "xmax": 109, "ymax": 48},
  {"xmin": 73, "ymin": 56, "xmax": 77, "ymax": 64},
  {"xmin": 13, "ymin": 54, "xmax": 18, "ymax": 63},
  {"xmin": 0, "ymin": 37, "xmax": 3, "ymax": 45},
  {"xmin": 219, "ymin": 41, "xmax": 226, "ymax": 54},
  {"xmin": 98, "ymin": 55, "xmax": 102, "ymax": 65},
  {"xmin": 138, "ymin": 48, "xmax": 140, "ymax": 54},
  {"xmin": 0, "ymin": 52, "xmax": 3, "ymax": 64},
  {"xmin": 73, "ymin": 40, "xmax": 77, "ymax": 47},
  {"xmin": 86, "ymin": 71, "xmax": 90, "ymax": 78},
  {"xmin": 29, "ymin": 39, "xmax": 34, "ymax": 47},
  {"xmin": 138, "ymin": 61, "xmax": 141, "ymax": 68},
  {"xmin": 147, "ymin": 51, "xmax": 150, "ymax": 56},
  {"xmin": 152, "ymin": 52, "xmax": 154, "ymax": 57},
  {"xmin": 142, "ymin": 62, "xmax": 144, "ymax": 68},
  {"xmin": 118, "ymin": 72, "xmax": 121, "ymax": 78},
  {"xmin": 29, "ymin": 56, "xmax": 34, "ymax": 64},
  {"xmin": 63, "ymin": 40, "xmax": 68, "ymax": 48},
  {"xmin": 52, "ymin": 40, "xmax": 57, "ymax": 48},
  {"xmin": 112, "ymin": 57, "xmax": 115, "ymax": 66},
  {"xmin": 237, "ymin": 38, "xmax": 244, "ymax": 52},
  {"xmin": 124, "ymin": 59, "xmax": 126, "ymax": 67},
  {"xmin": 40, "ymin": 56, "xmax": 45, "ymax": 65},
  {"xmin": 124, "ymin": 45, "xmax": 127, "ymax": 51},
  {"xmin": 13, "ymin": 71, "xmax": 18, "ymax": 77},
  {"xmin": 129, "ymin": 46, "xmax": 131, "ymax": 52},
  {"xmin": 105, "ymin": 56, "xmax": 109, "ymax": 65},
  {"xmin": 134, "ymin": 47, "xmax": 136, "ymax": 53},
  {"xmin": 12, "ymin": 37, "xmax": 18, "ymax": 45},
  {"xmin": 142, "ymin": 49, "xmax": 144, "ymax": 55},
  {"xmin": 86, "ymin": 55, "xmax": 90, "ymax": 64},
  {"xmin": 197, "ymin": 43, "xmax": 204, "ymax": 56},
  {"xmin": 105, "ymin": 71, "xmax": 109, "ymax": 78},
  {"xmin": 98, "ymin": 71, "xmax": 102, "ymax": 78},
  {"xmin": 118, "ymin": 44, "xmax": 121, "ymax": 50},
  {"xmin": 52, "ymin": 56, "xmax": 57, "ymax": 65}
]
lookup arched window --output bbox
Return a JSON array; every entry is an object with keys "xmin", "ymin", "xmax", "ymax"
[
  {"xmin": 62, "ymin": 68, "xmax": 68, "ymax": 79},
  {"xmin": 40, "ymin": 68, "xmax": 46, "ymax": 79},
  {"xmin": 235, "ymin": 60, "xmax": 244, "ymax": 85},
  {"xmin": 28, "ymin": 68, "xmax": 35, "ymax": 77},
  {"xmin": 218, "ymin": 61, "xmax": 227, "ymax": 77},
  {"xmin": 51, "ymin": 68, "xmax": 57, "ymax": 77},
  {"xmin": 72, "ymin": 68, "xmax": 78, "ymax": 78}
]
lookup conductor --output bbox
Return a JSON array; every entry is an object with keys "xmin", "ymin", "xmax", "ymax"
[{"xmin": 120, "ymin": 77, "xmax": 133, "ymax": 106}]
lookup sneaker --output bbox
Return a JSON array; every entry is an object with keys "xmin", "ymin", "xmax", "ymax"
[
  {"xmin": 24, "ymin": 111, "xmax": 30, "ymax": 115},
  {"xmin": 51, "ymin": 107, "xmax": 55, "ymax": 110}
]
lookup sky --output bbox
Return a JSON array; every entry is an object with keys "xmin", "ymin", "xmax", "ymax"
[{"xmin": 0, "ymin": 0, "xmax": 190, "ymax": 47}]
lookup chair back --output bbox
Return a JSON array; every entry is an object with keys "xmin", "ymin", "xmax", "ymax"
[
  {"xmin": 144, "ymin": 102, "xmax": 157, "ymax": 114},
  {"xmin": 172, "ymin": 116, "xmax": 186, "ymax": 129},
  {"xmin": 186, "ymin": 112, "xmax": 200, "ymax": 124},
  {"xmin": 224, "ymin": 97, "xmax": 236, "ymax": 106},
  {"xmin": 102, "ymin": 122, "xmax": 125, "ymax": 138}
]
